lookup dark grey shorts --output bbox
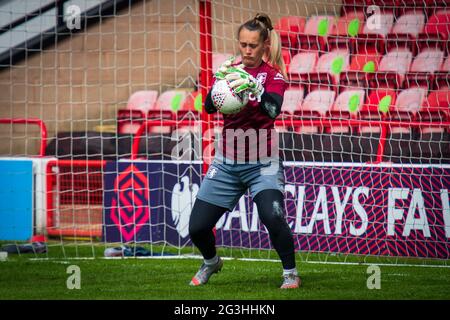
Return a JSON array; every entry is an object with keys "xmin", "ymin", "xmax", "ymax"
[{"xmin": 196, "ymin": 159, "xmax": 285, "ymax": 211}]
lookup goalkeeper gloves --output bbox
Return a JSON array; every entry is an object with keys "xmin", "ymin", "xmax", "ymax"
[
  {"xmin": 214, "ymin": 56, "xmax": 244, "ymax": 80},
  {"xmin": 225, "ymin": 68, "xmax": 265, "ymax": 102}
]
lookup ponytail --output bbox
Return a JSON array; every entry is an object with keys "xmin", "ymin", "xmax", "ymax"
[{"xmin": 267, "ymin": 29, "xmax": 287, "ymax": 79}]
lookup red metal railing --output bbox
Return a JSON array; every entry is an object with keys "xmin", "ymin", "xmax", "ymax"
[{"xmin": 0, "ymin": 118, "xmax": 48, "ymax": 156}]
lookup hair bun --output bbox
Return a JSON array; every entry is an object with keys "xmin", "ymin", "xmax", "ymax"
[{"xmin": 254, "ymin": 13, "xmax": 273, "ymax": 31}]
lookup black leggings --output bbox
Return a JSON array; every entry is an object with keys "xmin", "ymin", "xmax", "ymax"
[{"xmin": 189, "ymin": 190, "xmax": 296, "ymax": 269}]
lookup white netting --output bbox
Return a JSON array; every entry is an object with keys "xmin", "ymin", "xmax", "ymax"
[{"xmin": 0, "ymin": 0, "xmax": 449, "ymax": 265}]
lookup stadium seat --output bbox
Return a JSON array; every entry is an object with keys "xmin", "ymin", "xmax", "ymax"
[
  {"xmin": 418, "ymin": 89, "xmax": 450, "ymax": 133},
  {"xmin": 385, "ymin": 33, "xmax": 418, "ymax": 55},
  {"xmin": 180, "ymin": 91, "xmax": 202, "ymax": 113},
  {"xmin": 117, "ymin": 90, "xmax": 158, "ymax": 134},
  {"xmin": 373, "ymin": 48, "xmax": 413, "ymax": 89},
  {"xmin": 282, "ymin": 49, "xmax": 291, "ymax": 73},
  {"xmin": 391, "ymin": 12, "xmax": 425, "ymax": 37},
  {"xmin": 274, "ymin": 16, "xmax": 306, "ymax": 51},
  {"xmin": 423, "ymin": 10, "xmax": 450, "ymax": 40},
  {"xmin": 176, "ymin": 91, "xmax": 202, "ymax": 134},
  {"xmin": 350, "ymin": 12, "xmax": 394, "ymax": 56},
  {"xmin": 410, "ymin": 49, "xmax": 445, "ymax": 73},
  {"xmin": 389, "ymin": 87, "xmax": 427, "ymax": 133},
  {"xmin": 340, "ymin": 0, "xmax": 367, "ymax": 18},
  {"xmin": 287, "ymin": 50, "xmax": 318, "ymax": 82},
  {"xmin": 148, "ymin": 89, "xmax": 190, "ymax": 133},
  {"xmin": 441, "ymin": 55, "xmax": 450, "ymax": 72},
  {"xmin": 296, "ymin": 89, "xmax": 336, "ymax": 133},
  {"xmin": 277, "ymin": 86, "xmax": 305, "ymax": 132},
  {"xmin": 281, "ymin": 86, "xmax": 305, "ymax": 115},
  {"xmin": 358, "ymin": 88, "xmax": 397, "ymax": 133},
  {"xmin": 315, "ymin": 49, "xmax": 350, "ymax": 84},
  {"xmin": 433, "ymin": 56, "xmax": 450, "ymax": 89},
  {"xmin": 385, "ymin": 12, "xmax": 425, "ymax": 55},
  {"xmin": 415, "ymin": 32, "xmax": 448, "ymax": 54},
  {"xmin": 117, "ymin": 109, "xmax": 146, "ymax": 135},
  {"xmin": 327, "ymin": 13, "xmax": 365, "ymax": 51},
  {"xmin": 327, "ymin": 89, "xmax": 366, "ymax": 133},
  {"xmin": 340, "ymin": 52, "xmax": 381, "ymax": 87},
  {"xmin": 125, "ymin": 90, "xmax": 158, "ymax": 114},
  {"xmin": 404, "ymin": 48, "xmax": 445, "ymax": 88},
  {"xmin": 297, "ymin": 15, "xmax": 337, "ymax": 51}
]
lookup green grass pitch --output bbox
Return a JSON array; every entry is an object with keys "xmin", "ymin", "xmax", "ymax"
[{"xmin": 0, "ymin": 243, "xmax": 449, "ymax": 300}]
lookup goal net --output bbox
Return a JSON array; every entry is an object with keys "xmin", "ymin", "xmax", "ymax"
[{"xmin": 0, "ymin": 0, "xmax": 449, "ymax": 265}]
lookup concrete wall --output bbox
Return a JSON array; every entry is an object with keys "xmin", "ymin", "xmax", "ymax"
[{"xmin": 0, "ymin": 0, "xmax": 341, "ymax": 155}]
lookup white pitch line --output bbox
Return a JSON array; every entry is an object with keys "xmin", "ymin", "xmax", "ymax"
[
  {"xmin": 303, "ymin": 260, "xmax": 450, "ymax": 268},
  {"xmin": 26, "ymin": 255, "xmax": 450, "ymax": 268}
]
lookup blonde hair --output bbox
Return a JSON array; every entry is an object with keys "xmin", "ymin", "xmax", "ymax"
[{"xmin": 238, "ymin": 13, "xmax": 287, "ymax": 79}]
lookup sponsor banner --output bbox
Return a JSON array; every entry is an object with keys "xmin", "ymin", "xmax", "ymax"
[
  {"xmin": 103, "ymin": 161, "xmax": 201, "ymax": 245},
  {"xmin": 103, "ymin": 162, "xmax": 450, "ymax": 258}
]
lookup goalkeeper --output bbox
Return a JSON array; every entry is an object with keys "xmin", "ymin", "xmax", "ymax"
[{"xmin": 188, "ymin": 13, "xmax": 300, "ymax": 289}]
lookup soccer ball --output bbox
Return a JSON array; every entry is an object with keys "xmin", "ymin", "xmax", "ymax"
[{"xmin": 211, "ymin": 79, "xmax": 249, "ymax": 115}]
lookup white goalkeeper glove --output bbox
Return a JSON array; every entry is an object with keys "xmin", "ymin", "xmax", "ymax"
[
  {"xmin": 214, "ymin": 56, "xmax": 244, "ymax": 80},
  {"xmin": 225, "ymin": 68, "xmax": 265, "ymax": 102}
]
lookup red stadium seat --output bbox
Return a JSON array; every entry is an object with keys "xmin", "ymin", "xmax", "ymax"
[
  {"xmin": 281, "ymin": 86, "xmax": 305, "ymax": 115},
  {"xmin": 358, "ymin": 88, "xmax": 397, "ymax": 133},
  {"xmin": 117, "ymin": 109, "xmax": 146, "ymax": 134},
  {"xmin": 415, "ymin": 32, "xmax": 448, "ymax": 54},
  {"xmin": 126, "ymin": 90, "xmax": 158, "ymax": 114},
  {"xmin": 423, "ymin": 10, "xmax": 450, "ymax": 40},
  {"xmin": 296, "ymin": 89, "xmax": 336, "ymax": 133},
  {"xmin": 357, "ymin": 88, "xmax": 397, "ymax": 133},
  {"xmin": 391, "ymin": 12, "xmax": 425, "ymax": 37},
  {"xmin": 418, "ymin": 89, "xmax": 450, "ymax": 133},
  {"xmin": 297, "ymin": 15, "xmax": 337, "ymax": 51},
  {"xmin": 327, "ymin": 13, "xmax": 365, "ymax": 51},
  {"xmin": 274, "ymin": 16, "xmax": 306, "ymax": 51},
  {"xmin": 315, "ymin": 49, "xmax": 350, "ymax": 84},
  {"xmin": 395, "ymin": 0, "xmax": 438, "ymax": 19},
  {"xmin": 327, "ymin": 89, "xmax": 366, "ymax": 133},
  {"xmin": 340, "ymin": 0, "xmax": 366, "ymax": 18},
  {"xmin": 287, "ymin": 50, "xmax": 318, "ymax": 82},
  {"xmin": 390, "ymin": 87, "xmax": 427, "ymax": 133},
  {"xmin": 433, "ymin": 56, "xmax": 450, "ymax": 89},
  {"xmin": 404, "ymin": 48, "xmax": 445, "ymax": 89},
  {"xmin": 282, "ymin": 49, "xmax": 291, "ymax": 72},
  {"xmin": 180, "ymin": 91, "xmax": 202, "ymax": 113},
  {"xmin": 278, "ymin": 86, "xmax": 305, "ymax": 132},
  {"xmin": 340, "ymin": 52, "xmax": 381, "ymax": 87},
  {"xmin": 410, "ymin": 49, "xmax": 445, "ymax": 73},
  {"xmin": 441, "ymin": 55, "xmax": 450, "ymax": 72},
  {"xmin": 373, "ymin": 48, "xmax": 413, "ymax": 89},
  {"xmin": 176, "ymin": 91, "xmax": 203, "ymax": 134},
  {"xmin": 148, "ymin": 89, "xmax": 190, "ymax": 133},
  {"xmin": 117, "ymin": 90, "xmax": 158, "ymax": 134},
  {"xmin": 385, "ymin": 13, "xmax": 425, "ymax": 56}
]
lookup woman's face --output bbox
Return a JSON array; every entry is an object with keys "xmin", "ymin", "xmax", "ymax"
[{"xmin": 238, "ymin": 28, "xmax": 268, "ymax": 68}]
